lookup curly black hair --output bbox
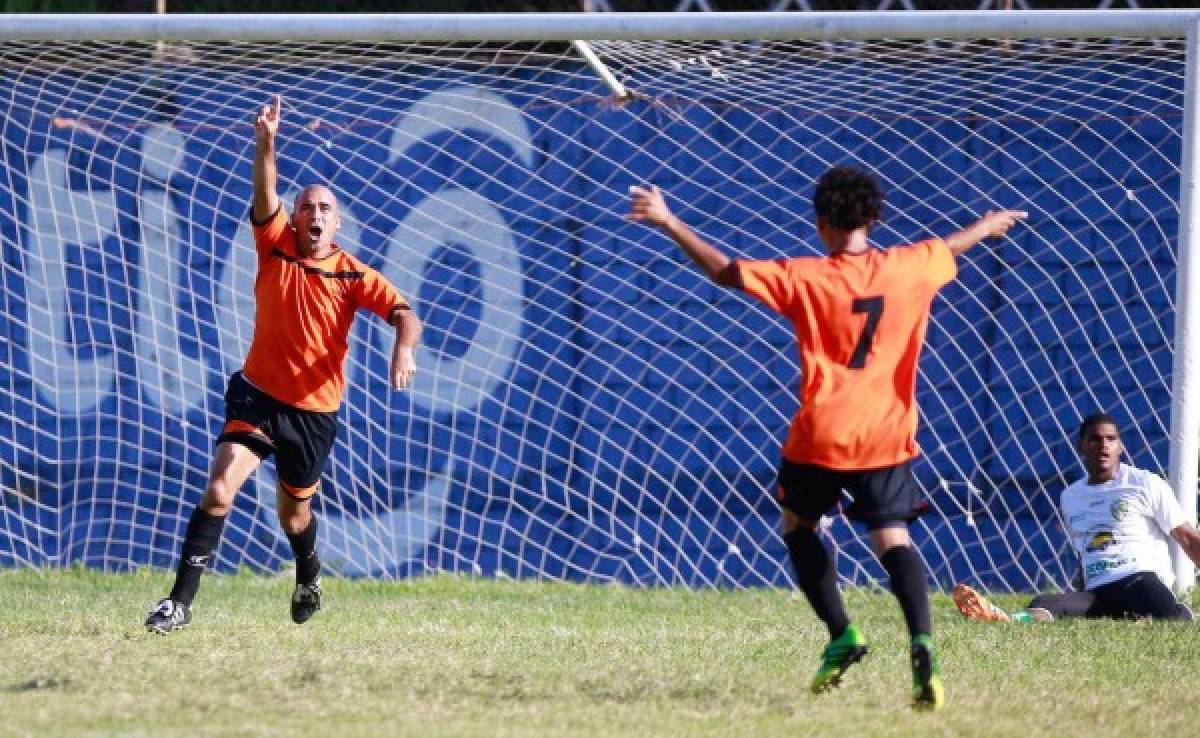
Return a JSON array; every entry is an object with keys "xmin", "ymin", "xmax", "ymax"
[
  {"xmin": 1078, "ymin": 412, "xmax": 1121, "ymax": 442},
  {"xmin": 812, "ymin": 165, "xmax": 884, "ymax": 231}
]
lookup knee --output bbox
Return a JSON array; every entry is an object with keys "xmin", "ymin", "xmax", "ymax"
[
  {"xmin": 276, "ymin": 502, "xmax": 311, "ymax": 535},
  {"xmin": 201, "ymin": 480, "xmax": 236, "ymax": 516},
  {"xmin": 869, "ymin": 523, "xmax": 912, "ymax": 557},
  {"xmin": 781, "ymin": 509, "xmax": 818, "ymax": 535},
  {"xmin": 277, "ymin": 512, "xmax": 308, "ymax": 535}
]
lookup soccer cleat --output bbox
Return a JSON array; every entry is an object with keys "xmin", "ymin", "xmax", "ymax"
[
  {"xmin": 810, "ymin": 623, "xmax": 869, "ymax": 693},
  {"xmin": 145, "ymin": 598, "xmax": 191, "ymax": 635},
  {"xmin": 952, "ymin": 583, "xmax": 1010, "ymax": 622},
  {"xmin": 290, "ymin": 578, "xmax": 322, "ymax": 624},
  {"xmin": 910, "ymin": 635, "xmax": 944, "ymax": 711}
]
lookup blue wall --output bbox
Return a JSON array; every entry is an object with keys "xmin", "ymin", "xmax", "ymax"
[{"xmin": 0, "ymin": 56, "xmax": 1183, "ymax": 590}]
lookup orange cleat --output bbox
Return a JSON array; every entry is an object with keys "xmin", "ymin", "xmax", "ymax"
[{"xmin": 952, "ymin": 583, "xmax": 1011, "ymax": 622}]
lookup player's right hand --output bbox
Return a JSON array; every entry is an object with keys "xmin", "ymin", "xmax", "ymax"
[
  {"xmin": 254, "ymin": 94, "xmax": 282, "ymax": 142},
  {"xmin": 627, "ymin": 185, "xmax": 674, "ymax": 228},
  {"xmin": 979, "ymin": 209, "xmax": 1028, "ymax": 238}
]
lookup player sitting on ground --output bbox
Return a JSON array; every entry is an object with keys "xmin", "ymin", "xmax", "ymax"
[
  {"xmin": 628, "ymin": 164, "xmax": 1026, "ymax": 710},
  {"xmin": 954, "ymin": 412, "xmax": 1200, "ymax": 623},
  {"xmin": 144, "ymin": 95, "xmax": 422, "ymax": 634}
]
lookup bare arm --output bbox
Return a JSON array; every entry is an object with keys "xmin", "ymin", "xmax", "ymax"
[
  {"xmin": 389, "ymin": 307, "xmax": 422, "ymax": 391},
  {"xmin": 943, "ymin": 209, "xmax": 1029, "ymax": 257},
  {"xmin": 627, "ymin": 185, "xmax": 741, "ymax": 288},
  {"xmin": 252, "ymin": 94, "xmax": 282, "ymax": 224},
  {"xmin": 1171, "ymin": 522, "xmax": 1200, "ymax": 569}
]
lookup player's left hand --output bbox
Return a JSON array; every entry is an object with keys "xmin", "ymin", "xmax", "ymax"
[
  {"xmin": 627, "ymin": 184, "xmax": 673, "ymax": 228},
  {"xmin": 978, "ymin": 209, "xmax": 1028, "ymax": 238},
  {"xmin": 391, "ymin": 346, "xmax": 416, "ymax": 390}
]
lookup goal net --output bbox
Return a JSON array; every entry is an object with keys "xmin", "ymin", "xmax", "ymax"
[{"xmin": 0, "ymin": 13, "xmax": 1195, "ymax": 592}]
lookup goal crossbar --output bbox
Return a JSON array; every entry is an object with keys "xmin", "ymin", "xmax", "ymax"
[{"xmin": 0, "ymin": 11, "xmax": 1197, "ymax": 43}]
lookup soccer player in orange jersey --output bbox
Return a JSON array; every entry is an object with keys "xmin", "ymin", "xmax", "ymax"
[
  {"xmin": 629, "ymin": 165, "xmax": 1026, "ymax": 710},
  {"xmin": 146, "ymin": 95, "xmax": 422, "ymax": 633}
]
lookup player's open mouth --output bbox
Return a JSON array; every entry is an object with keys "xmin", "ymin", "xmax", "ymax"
[{"xmin": 308, "ymin": 226, "xmax": 323, "ymax": 239}]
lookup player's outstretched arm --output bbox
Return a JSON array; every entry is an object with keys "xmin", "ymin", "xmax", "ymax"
[
  {"xmin": 627, "ymin": 185, "xmax": 741, "ymax": 288},
  {"xmin": 1171, "ymin": 522, "xmax": 1200, "ymax": 569},
  {"xmin": 252, "ymin": 94, "xmax": 282, "ymax": 224},
  {"xmin": 390, "ymin": 307, "xmax": 422, "ymax": 390},
  {"xmin": 943, "ymin": 209, "xmax": 1028, "ymax": 257}
]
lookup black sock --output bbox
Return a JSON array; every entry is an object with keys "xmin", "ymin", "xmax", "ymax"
[
  {"xmin": 286, "ymin": 516, "xmax": 321, "ymax": 585},
  {"xmin": 169, "ymin": 508, "xmax": 226, "ymax": 606},
  {"xmin": 783, "ymin": 527, "xmax": 850, "ymax": 639},
  {"xmin": 879, "ymin": 544, "xmax": 932, "ymax": 639}
]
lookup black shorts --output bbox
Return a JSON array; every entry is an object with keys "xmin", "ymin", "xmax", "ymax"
[
  {"xmin": 1028, "ymin": 571, "xmax": 1193, "ymax": 621},
  {"xmin": 217, "ymin": 371, "xmax": 338, "ymax": 499},
  {"xmin": 776, "ymin": 459, "xmax": 928, "ymax": 529}
]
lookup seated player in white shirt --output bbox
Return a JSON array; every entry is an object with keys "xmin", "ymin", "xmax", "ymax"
[{"xmin": 954, "ymin": 412, "xmax": 1200, "ymax": 622}]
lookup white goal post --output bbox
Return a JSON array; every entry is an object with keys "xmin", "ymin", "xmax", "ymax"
[{"xmin": 0, "ymin": 11, "xmax": 1196, "ymax": 593}]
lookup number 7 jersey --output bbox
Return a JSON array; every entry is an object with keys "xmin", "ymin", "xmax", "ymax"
[{"xmin": 736, "ymin": 238, "xmax": 956, "ymax": 471}]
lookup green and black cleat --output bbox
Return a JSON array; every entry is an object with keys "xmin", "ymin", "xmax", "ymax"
[
  {"xmin": 911, "ymin": 635, "xmax": 945, "ymax": 711},
  {"xmin": 811, "ymin": 624, "xmax": 869, "ymax": 693}
]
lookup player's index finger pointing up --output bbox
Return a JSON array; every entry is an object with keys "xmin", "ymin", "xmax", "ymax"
[{"xmin": 272, "ymin": 94, "xmax": 282, "ymax": 118}]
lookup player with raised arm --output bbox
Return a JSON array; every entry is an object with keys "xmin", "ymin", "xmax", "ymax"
[
  {"xmin": 954, "ymin": 412, "xmax": 1200, "ymax": 623},
  {"xmin": 145, "ymin": 95, "xmax": 422, "ymax": 633},
  {"xmin": 628, "ymin": 165, "xmax": 1026, "ymax": 710}
]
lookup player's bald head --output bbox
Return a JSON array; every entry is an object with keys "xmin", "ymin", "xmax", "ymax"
[
  {"xmin": 291, "ymin": 184, "xmax": 341, "ymax": 257},
  {"xmin": 294, "ymin": 184, "xmax": 338, "ymax": 212}
]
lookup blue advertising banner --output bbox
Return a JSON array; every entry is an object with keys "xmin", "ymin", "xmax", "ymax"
[{"xmin": 0, "ymin": 55, "xmax": 1182, "ymax": 590}]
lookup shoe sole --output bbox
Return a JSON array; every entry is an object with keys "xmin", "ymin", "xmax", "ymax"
[
  {"xmin": 811, "ymin": 645, "xmax": 869, "ymax": 693},
  {"xmin": 291, "ymin": 609, "xmax": 319, "ymax": 625},
  {"xmin": 953, "ymin": 586, "xmax": 1007, "ymax": 622},
  {"xmin": 291, "ymin": 601, "xmax": 321, "ymax": 625}
]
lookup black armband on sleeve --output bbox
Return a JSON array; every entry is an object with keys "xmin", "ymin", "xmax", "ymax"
[
  {"xmin": 389, "ymin": 304, "xmax": 412, "ymax": 326},
  {"xmin": 249, "ymin": 203, "xmax": 282, "ymax": 228},
  {"xmin": 715, "ymin": 261, "xmax": 744, "ymax": 290}
]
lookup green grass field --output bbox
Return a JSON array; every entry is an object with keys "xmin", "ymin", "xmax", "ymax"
[{"xmin": 1, "ymin": 568, "xmax": 1197, "ymax": 737}]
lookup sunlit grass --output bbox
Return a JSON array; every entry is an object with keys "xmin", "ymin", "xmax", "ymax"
[{"xmin": 0, "ymin": 568, "xmax": 1195, "ymax": 737}]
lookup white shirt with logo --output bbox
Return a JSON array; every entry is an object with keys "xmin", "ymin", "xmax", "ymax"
[{"xmin": 1059, "ymin": 463, "xmax": 1187, "ymax": 590}]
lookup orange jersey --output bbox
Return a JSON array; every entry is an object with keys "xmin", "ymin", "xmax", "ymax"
[
  {"xmin": 241, "ymin": 206, "xmax": 406, "ymax": 412},
  {"xmin": 737, "ymin": 239, "xmax": 955, "ymax": 470}
]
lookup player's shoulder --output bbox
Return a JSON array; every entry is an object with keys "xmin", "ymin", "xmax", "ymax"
[
  {"xmin": 742, "ymin": 253, "xmax": 822, "ymax": 280},
  {"xmin": 250, "ymin": 203, "xmax": 291, "ymax": 242},
  {"xmin": 1120, "ymin": 464, "xmax": 1169, "ymax": 492},
  {"xmin": 884, "ymin": 237, "xmax": 948, "ymax": 260},
  {"xmin": 1060, "ymin": 475, "xmax": 1089, "ymax": 499},
  {"xmin": 328, "ymin": 246, "xmax": 371, "ymax": 274},
  {"xmin": 774, "ymin": 253, "xmax": 823, "ymax": 269},
  {"xmin": 870, "ymin": 240, "xmax": 951, "ymax": 288},
  {"xmin": 251, "ymin": 203, "xmax": 288, "ymax": 230}
]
